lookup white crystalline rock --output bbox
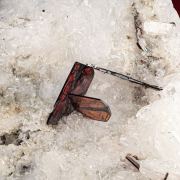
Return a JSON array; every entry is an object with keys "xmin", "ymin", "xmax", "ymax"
[
  {"xmin": 121, "ymin": 74, "xmax": 180, "ymax": 179},
  {"xmin": 143, "ymin": 21, "xmax": 174, "ymax": 35},
  {"xmin": 0, "ymin": 0, "xmax": 180, "ymax": 179},
  {"xmin": 120, "ymin": 0, "xmax": 180, "ymax": 179},
  {"xmin": 0, "ymin": 157, "xmax": 11, "ymax": 177},
  {"xmin": 36, "ymin": 151, "xmax": 62, "ymax": 180},
  {"xmin": 140, "ymin": 159, "xmax": 180, "ymax": 180}
]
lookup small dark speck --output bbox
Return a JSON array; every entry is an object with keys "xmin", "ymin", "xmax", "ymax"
[
  {"xmin": 16, "ymin": 139, "xmax": 23, "ymax": 145},
  {"xmin": 126, "ymin": 35, "xmax": 131, "ymax": 39},
  {"xmin": 67, "ymin": 15, "xmax": 69, "ymax": 18},
  {"xmin": 42, "ymin": 9, "xmax": 45, "ymax": 12},
  {"xmin": 12, "ymin": 67, "xmax": 16, "ymax": 75},
  {"xmin": 8, "ymin": 172, "xmax": 13, "ymax": 176},
  {"xmin": 20, "ymin": 165, "xmax": 31, "ymax": 174},
  {"xmin": 26, "ymin": 133, "xmax": 30, "ymax": 139},
  {"xmin": 170, "ymin": 22, "xmax": 176, "ymax": 26},
  {"xmin": 0, "ymin": 91, "xmax": 4, "ymax": 97},
  {"xmin": 22, "ymin": 165, "xmax": 29, "ymax": 170}
]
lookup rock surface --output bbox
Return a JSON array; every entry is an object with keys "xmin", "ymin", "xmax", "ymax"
[{"xmin": 0, "ymin": 0, "xmax": 179, "ymax": 179}]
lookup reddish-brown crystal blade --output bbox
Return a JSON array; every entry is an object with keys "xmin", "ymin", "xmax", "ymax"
[
  {"xmin": 47, "ymin": 62, "xmax": 94, "ymax": 125},
  {"xmin": 69, "ymin": 94, "xmax": 111, "ymax": 122}
]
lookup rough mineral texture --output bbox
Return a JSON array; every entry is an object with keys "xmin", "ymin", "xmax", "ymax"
[{"xmin": 0, "ymin": 0, "xmax": 179, "ymax": 179}]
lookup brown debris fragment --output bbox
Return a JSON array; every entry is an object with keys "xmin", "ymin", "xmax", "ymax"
[
  {"xmin": 163, "ymin": 172, "xmax": 169, "ymax": 180},
  {"xmin": 0, "ymin": 129, "xmax": 30, "ymax": 146},
  {"xmin": 0, "ymin": 130, "xmax": 22, "ymax": 146},
  {"xmin": 126, "ymin": 35, "xmax": 132, "ymax": 39},
  {"xmin": 126, "ymin": 154, "xmax": 140, "ymax": 170},
  {"xmin": 132, "ymin": 3, "xmax": 148, "ymax": 52}
]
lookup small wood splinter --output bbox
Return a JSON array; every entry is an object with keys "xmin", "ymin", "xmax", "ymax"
[{"xmin": 126, "ymin": 154, "xmax": 140, "ymax": 170}]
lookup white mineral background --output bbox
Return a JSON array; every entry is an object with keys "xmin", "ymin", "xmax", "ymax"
[{"xmin": 0, "ymin": 0, "xmax": 179, "ymax": 179}]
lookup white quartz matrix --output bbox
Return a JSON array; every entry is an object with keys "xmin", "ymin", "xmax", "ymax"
[{"xmin": 0, "ymin": 0, "xmax": 180, "ymax": 179}]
